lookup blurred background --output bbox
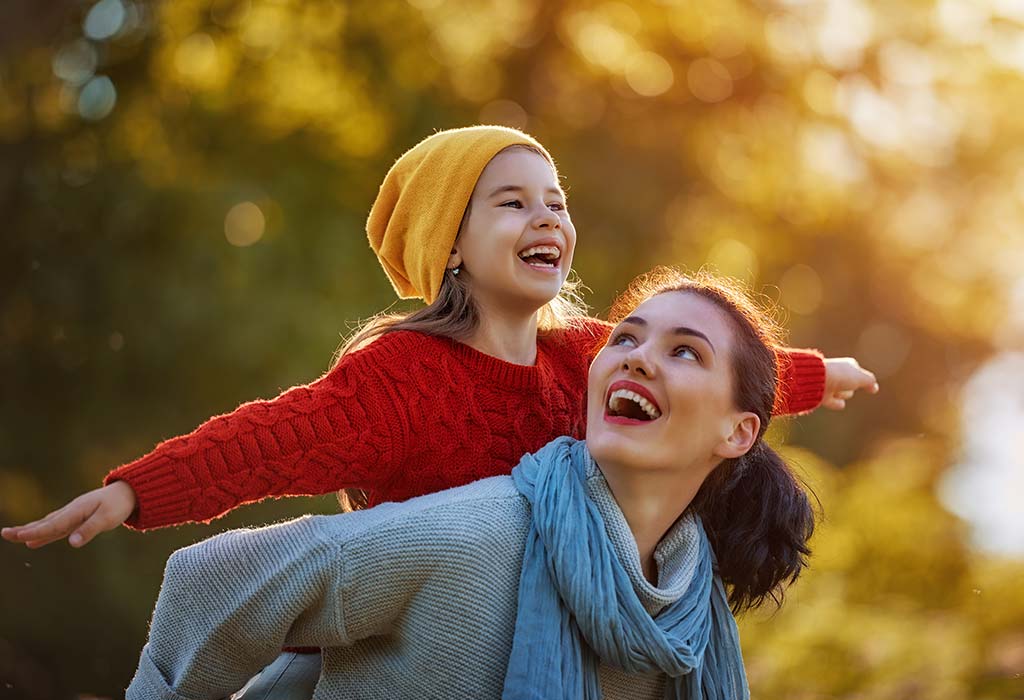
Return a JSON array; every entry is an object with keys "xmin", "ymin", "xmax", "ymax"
[{"xmin": 2, "ymin": 0, "xmax": 1023, "ymax": 697}]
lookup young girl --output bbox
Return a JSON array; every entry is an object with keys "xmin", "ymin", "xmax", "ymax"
[
  {"xmin": 126, "ymin": 270, "xmax": 814, "ymax": 700},
  {"xmin": 2, "ymin": 125, "xmax": 873, "ymax": 550}
]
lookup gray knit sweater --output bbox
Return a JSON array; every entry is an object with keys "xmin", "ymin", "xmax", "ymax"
[{"xmin": 128, "ymin": 453, "xmax": 707, "ymax": 699}]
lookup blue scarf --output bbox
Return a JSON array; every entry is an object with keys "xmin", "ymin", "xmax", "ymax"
[{"xmin": 502, "ymin": 437, "xmax": 749, "ymax": 700}]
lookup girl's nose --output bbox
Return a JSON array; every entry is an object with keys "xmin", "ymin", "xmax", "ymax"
[{"xmin": 533, "ymin": 204, "xmax": 560, "ymax": 229}]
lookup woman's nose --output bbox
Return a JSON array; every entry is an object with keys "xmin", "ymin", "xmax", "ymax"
[{"xmin": 622, "ymin": 349, "xmax": 653, "ymax": 377}]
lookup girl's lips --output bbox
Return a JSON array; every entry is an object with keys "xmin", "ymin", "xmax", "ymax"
[{"xmin": 517, "ymin": 256, "xmax": 562, "ymax": 274}]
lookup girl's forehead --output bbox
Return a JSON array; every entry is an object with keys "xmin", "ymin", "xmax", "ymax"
[{"xmin": 477, "ymin": 149, "xmax": 559, "ymax": 187}]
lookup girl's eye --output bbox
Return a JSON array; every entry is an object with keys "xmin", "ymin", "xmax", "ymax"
[
  {"xmin": 500, "ymin": 200, "xmax": 524, "ymax": 209},
  {"xmin": 610, "ymin": 332, "xmax": 637, "ymax": 348},
  {"xmin": 548, "ymin": 202, "xmax": 565, "ymax": 211},
  {"xmin": 674, "ymin": 346, "xmax": 700, "ymax": 362}
]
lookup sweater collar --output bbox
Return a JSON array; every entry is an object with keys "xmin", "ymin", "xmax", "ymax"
[{"xmin": 580, "ymin": 448, "xmax": 703, "ymax": 617}]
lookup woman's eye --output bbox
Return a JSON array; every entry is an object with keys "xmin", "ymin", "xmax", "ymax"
[
  {"xmin": 610, "ymin": 332, "xmax": 637, "ymax": 348},
  {"xmin": 674, "ymin": 346, "xmax": 700, "ymax": 362}
]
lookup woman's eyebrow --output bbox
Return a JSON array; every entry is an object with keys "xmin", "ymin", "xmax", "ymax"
[
  {"xmin": 672, "ymin": 327, "xmax": 716, "ymax": 356},
  {"xmin": 619, "ymin": 316, "xmax": 716, "ymax": 355}
]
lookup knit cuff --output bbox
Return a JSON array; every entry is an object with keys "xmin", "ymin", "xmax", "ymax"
[
  {"xmin": 127, "ymin": 647, "xmax": 195, "ymax": 700},
  {"xmin": 774, "ymin": 348, "xmax": 826, "ymax": 416},
  {"xmin": 105, "ymin": 452, "xmax": 194, "ymax": 531}
]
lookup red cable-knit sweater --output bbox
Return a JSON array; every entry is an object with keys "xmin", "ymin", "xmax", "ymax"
[{"xmin": 105, "ymin": 318, "xmax": 825, "ymax": 530}]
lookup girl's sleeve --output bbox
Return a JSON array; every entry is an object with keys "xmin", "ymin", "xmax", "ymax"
[
  {"xmin": 104, "ymin": 345, "xmax": 408, "ymax": 530},
  {"xmin": 125, "ymin": 515, "xmax": 357, "ymax": 700},
  {"xmin": 773, "ymin": 347, "xmax": 826, "ymax": 416}
]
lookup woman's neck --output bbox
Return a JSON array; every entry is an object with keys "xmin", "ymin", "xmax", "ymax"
[
  {"xmin": 599, "ymin": 460, "xmax": 716, "ymax": 585},
  {"xmin": 465, "ymin": 307, "xmax": 540, "ymax": 366}
]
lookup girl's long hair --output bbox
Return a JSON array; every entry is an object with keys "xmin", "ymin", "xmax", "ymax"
[
  {"xmin": 608, "ymin": 267, "xmax": 816, "ymax": 613},
  {"xmin": 336, "ymin": 144, "xmax": 588, "ymax": 510}
]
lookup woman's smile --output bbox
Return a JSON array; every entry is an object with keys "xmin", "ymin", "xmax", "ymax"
[{"xmin": 604, "ymin": 379, "xmax": 663, "ymax": 424}]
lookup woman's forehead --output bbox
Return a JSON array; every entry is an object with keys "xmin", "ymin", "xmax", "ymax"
[{"xmin": 627, "ymin": 292, "xmax": 734, "ymax": 344}]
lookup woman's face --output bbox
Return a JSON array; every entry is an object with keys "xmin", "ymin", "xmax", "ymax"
[
  {"xmin": 452, "ymin": 148, "xmax": 576, "ymax": 315},
  {"xmin": 586, "ymin": 291, "xmax": 758, "ymax": 476}
]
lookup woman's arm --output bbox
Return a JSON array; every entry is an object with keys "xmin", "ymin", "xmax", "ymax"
[{"xmin": 128, "ymin": 516, "xmax": 352, "ymax": 700}]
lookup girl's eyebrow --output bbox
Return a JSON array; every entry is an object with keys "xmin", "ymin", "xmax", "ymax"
[
  {"xmin": 619, "ymin": 316, "xmax": 717, "ymax": 355},
  {"xmin": 487, "ymin": 185, "xmax": 565, "ymax": 198}
]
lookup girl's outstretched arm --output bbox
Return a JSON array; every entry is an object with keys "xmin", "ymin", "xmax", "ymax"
[{"xmin": 3, "ymin": 338, "xmax": 409, "ymax": 548}]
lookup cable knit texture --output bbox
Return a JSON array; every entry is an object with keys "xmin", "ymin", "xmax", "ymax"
[
  {"xmin": 126, "ymin": 441, "xmax": 742, "ymax": 700},
  {"xmin": 106, "ymin": 318, "xmax": 824, "ymax": 530}
]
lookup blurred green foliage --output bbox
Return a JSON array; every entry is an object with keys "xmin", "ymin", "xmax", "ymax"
[{"xmin": 2, "ymin": 0, "xmax": 1023, "ymax": 697}]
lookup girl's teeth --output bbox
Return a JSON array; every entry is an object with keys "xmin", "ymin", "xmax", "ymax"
[{"xmin": 518, "ymin": 246, "xmax": 561, "ymax": 261}]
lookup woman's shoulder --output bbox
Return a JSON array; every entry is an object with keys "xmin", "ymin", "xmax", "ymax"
[{"xmin": 332, "ymin": 476, "xmax": 530, "ymax": 553}]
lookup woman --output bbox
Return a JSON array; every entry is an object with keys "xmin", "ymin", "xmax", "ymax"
[{"xmin": 127, "ymin": 268, "xmax": 816, "ymax": 700}]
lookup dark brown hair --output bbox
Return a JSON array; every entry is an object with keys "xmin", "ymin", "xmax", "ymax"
[{"xmin": 609, "ymin": 266, "xmax": 816, "ymax": 613}]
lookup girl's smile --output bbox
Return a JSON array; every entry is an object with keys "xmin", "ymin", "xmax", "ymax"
[{"xmin": 517, "ymin": 237, "xmax": 564, "ymax": 274}]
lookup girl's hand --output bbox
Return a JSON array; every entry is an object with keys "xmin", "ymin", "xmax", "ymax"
[
  {"xmin": 1, "ymin": 481, "xmax": 137, "ymax": 549},
  {"xmin": 822, "ymin": 357, "xmax": 879, "ymax": 410}
]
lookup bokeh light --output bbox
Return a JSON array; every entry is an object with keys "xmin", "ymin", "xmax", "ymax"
[
  {"xmin": 778, "ymin": 264, "xmax": 823, "ymax": 316},
  {"xmin": 52, "ymin": 41, "xmax": 97, "ymax": 86},
  {"xmin": 84, "ymin": 0, "xmax": 127, "ymax": 41},
  {"xmin": 224, "ymin": 201, "xmax": 266, "ymax": 247},
  {"xmin": 77, "ymin": 76, "xmax": 117, "ymax": 120}
]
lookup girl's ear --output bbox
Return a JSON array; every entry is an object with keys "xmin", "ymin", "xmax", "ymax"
[
  {"xmin": 447, "ymin": 247, "xmax": 462, "ymax": 271},
  {"xmin": 713, "ymin": 412, "xmax": 760, "ymax": 460}
]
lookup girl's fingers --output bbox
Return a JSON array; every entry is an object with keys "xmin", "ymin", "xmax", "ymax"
[
  {"xmin": 69, "ymin": 509, "xmax": 113, "ymax": 548},
  {"xmin": 25, "ymin": 533, "xmax": 72, "ymax": 549},
  {"xmin": 821, "ymin": 397, "xmax": 847, "ymax": 411},
  {"xmin": 856, "ymin": 368, "xmax": 878, "ymax": 391},
  {"xmin": 14, "ymin": 503, "xmax": 89, "ymax": 545},
  {"xmin": 836, "ymin": 390, "xmax": 855, "ymax": 400},
  {"xmin": 2, "ymin": 508, "xmax": 64, "ymax": 540}
]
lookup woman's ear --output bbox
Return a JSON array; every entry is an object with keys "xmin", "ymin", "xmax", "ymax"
[
  {"xmin": 713, "ymin": 412, "xmax": 760, "ymax": 460},
  {"xmin": 447, "ymin": 247, "xmax": 462, "ymax": 271}
]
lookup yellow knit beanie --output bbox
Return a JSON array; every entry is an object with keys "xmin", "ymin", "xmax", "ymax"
[{"xmin": 367, "ymin": 125, "xmax": 555, "ymax": 304}]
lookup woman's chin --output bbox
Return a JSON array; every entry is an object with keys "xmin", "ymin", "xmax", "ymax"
[{"xmin": 586, "ymin": 430, "xmax": 650, "ymax": 471}]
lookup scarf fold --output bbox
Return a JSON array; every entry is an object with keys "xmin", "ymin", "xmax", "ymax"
[{"xmin": 502, "ymin": 437, "xmax": 749, "ymax": 700}]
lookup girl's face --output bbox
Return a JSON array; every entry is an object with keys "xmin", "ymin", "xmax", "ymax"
[
  {"xmin": 585, "ymin": 291, "xmax": 759, "ymax": 477},
  {"xmin": 453, "ymin": 148, "xmax": 576, "ymax": 315}
]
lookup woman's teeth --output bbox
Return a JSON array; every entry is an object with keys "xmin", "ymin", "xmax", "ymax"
[{"xmin": 607, "ymin": 389, "xmax": 661, "ymax": 420}]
